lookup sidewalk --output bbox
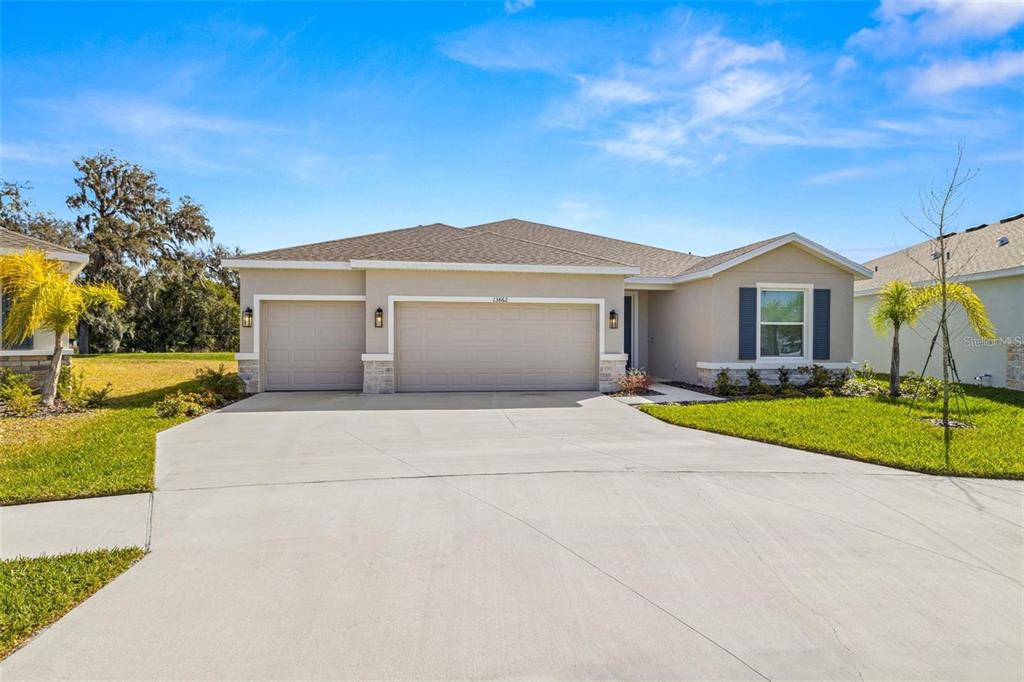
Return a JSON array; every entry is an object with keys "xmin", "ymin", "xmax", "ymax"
[
  {"xmin": 0, "ymin": 493, "xmax": 151, "ymax": 559},
  {"xmin": 612, "ymin": 383, "xmax": 724, "ymax": 405}
]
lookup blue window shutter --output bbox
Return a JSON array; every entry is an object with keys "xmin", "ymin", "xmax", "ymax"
[
  {"xmin": 813, "ymin": 289, "xmax": 830, "ymax": 361},
  {"xmin": 738, "ymin": 288, "xmax": 757, "ymax": 360},
  {"xmin": 1, "ymin": 293, "xmax": 33, "ymax": 350}
]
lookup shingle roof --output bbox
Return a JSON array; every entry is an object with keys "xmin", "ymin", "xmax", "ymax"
[
  {"xmin": 855, "ymin": 214, "xmax": 1024, "ymax": 292},
  {"xmin": 677, "ymin": 234, "xmax": 785, "ymax": 276},
  {"xmin": 360, "ymin": 229, "xmax": 632, "ymax": 268},
  {"xmin": 236, "ymin": 218, "xmax": 698, "ymax": 275},
  {"xmin": 240, "ymin": 223, "xmax": 464, "ymax": 261},
  {"xmin": 0, "ymin": 228, "xmax": 86, "ymax": 259},
  {"xmin": 465, "ymin": 218, "xmax": 702, "ymax": 277}
]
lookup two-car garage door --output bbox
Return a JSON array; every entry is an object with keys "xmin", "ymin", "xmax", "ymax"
[
  {"xmin": 261, "ymin": 300, "xmax": 599, "ymax": 392},
  {"xmin": 395, "ymin": 302, "xmax": 598, "ymax": 391}
]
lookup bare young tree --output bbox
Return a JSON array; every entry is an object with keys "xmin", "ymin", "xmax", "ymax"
[{"xmin": 900, "ymin": 144, "xmax": 989, "ymax": 467}]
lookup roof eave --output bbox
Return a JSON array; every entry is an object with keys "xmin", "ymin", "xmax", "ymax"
[
  {"xmin": 221, "ymin": 259, "xmax": 354, "ymax": 270},
  {"xmin": 350, "ymin": 259, "xmax": 640, "ymax": 275},
  {"xmin": 854, "ymin": 264, "xmax": 1024, "ymax": 296}
]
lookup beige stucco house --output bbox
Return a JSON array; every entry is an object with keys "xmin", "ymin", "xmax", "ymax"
[
  {"xmin": 0, "ymin": 229, "xmax": 89, "ymax": 384},
  {"xmin": 854, "ymin": 214, "xmax": 1023, "ymax": 390},
  {"xmin": 224, "ymin": 219, "xmax": 873, "ymax": 394}
]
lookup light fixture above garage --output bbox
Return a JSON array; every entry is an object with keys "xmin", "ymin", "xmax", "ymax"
[
  {"xmin": 241, "ymin": 306, "xmax": 253, "ymax": 328},
  {"xmin": 609, "ymin": 309, "xmax": 619, "ymax": 330},
  {"xmin": 374, "ymin": 307, "xmax": 384, "ymax": 328}
]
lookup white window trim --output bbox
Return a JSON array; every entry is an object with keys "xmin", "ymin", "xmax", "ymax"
[
  {"xmin": 249, "ymin": 294, "xmax": 367, "ymax": 356},
  {"xmin": 384, "ymin": 295, "xmax": 615, "ymax": 359},
  {"xmin": 755, "ymin": 283, "xmax": 813, "ymax": 362}
]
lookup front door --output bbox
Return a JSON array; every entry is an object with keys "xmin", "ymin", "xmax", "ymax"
[{"xmin": 624, "ymin": 295, "xmax": 633, "ymax": 370}]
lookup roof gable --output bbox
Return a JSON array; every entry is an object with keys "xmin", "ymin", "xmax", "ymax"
[{"xmin": 0, "ymin": 228, "xmax": 88, "ymax": 263}]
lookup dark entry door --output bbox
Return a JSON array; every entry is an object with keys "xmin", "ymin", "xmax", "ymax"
[{"xmin": 624, "ymin": 295, "xmax": 633, "ymax": 369}]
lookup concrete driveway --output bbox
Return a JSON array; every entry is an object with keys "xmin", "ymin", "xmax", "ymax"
[{"xmin": 4, "ymin": 392, "xmax": 1022, "ymax": 680}]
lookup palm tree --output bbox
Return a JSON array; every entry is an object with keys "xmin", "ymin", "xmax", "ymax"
[
  {"xmin": 0, "ymin": 248, "xmax": 122, "ymax": 406},
  {"xmin": 870, "ymin": 280, "xmax": 924, "ymax": 397}
]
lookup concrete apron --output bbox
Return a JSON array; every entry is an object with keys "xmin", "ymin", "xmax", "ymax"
[{"xmin": 2, "ymin": 391, "xmax": 1022, "ymax": 680}]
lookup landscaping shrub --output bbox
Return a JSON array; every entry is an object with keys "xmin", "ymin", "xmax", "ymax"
[
  {"xmin": 838, "ymin": 377, "xmax": 889, "ymax": 397},
  {"xmin": 745, "ymin": 369, "xmax": 774, "ymax": 395},
  {"xmin": 804, "ymin": 387, "xmax": 834, "ymax": 398},
  {"xmin": 714, "ymin": 369, "xmax": 739, "ymax": 396},
  {"xmin": 745, "ymin": 393, "xmax": 774, "ymax": 401},
  {"xmin": 831, "ymin": 367, "xmax": 854, "ymax": 390},
  {"xmin": 0, "ymin": 371, "xmax": 40, "ymax": 417},
  {"xmin": 57, "ymin": 367, "xmax": 113, "ymax": 409},
  {"xmin": 194, "ymin": 364, "xmax": 244, "ymax": 400},
  {"xmin": 777, "ymin": 387, "xmax": 805, "ymax": 399},
  {"xmin": 900, "ymin": 371, "xmax": 955, "ymax": 401},
  {"xmin": 154, "ymin": 390, "xmax": 220, "ymax": 418},
  {"xmin": 616, "ymin": 368, "xmax": 654, "ymax": 395},
  {"xmin": 855, "ymin": 361, "xmax": 874, "ymax": 380},
  {"xmin": 776, "ymin": 366, "xmax": 792, "ymax": 389},
  {"xmin": 799, "ymin": 364, "xmax": 833, "ymax": 389}
]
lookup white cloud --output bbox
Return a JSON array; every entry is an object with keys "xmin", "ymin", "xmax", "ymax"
[
  {"xmin": 504, "ymin": 0, "xmax": 534, "ymax": 15},
  {"xmin": 832, "ymin": 55, "xmax": 857, "ymax": 76},
  {"xmin": 909, "ymin": 51, "xmax": 1024, "ymax": 95},
  {"xmin": 849, "ymin": 0, "xmax": 1024, "ymax": 50},
  {"xmin": 693, "ymin": 70, "xmax": 803, "ymax": 118},
  {"xmin": 803, "ymin": 166, "xmax": 872, "ymax": 185},
  {"xmin": 556, "ymin": 200, "xmax": 606, "ymax": 224},
  {"xmin": 577, "ymin": 77, "xmax": 658, "ymax": 104}
]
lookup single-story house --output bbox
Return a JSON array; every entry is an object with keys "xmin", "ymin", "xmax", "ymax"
[
  {"xmin": 224, "ymin": 218, "xmax": 873, "ymax": 394},
  {"xmin": 0, "ymin": 228, "xmax": 89, "ymax": 384},
  {"xmin": 853, "ymin": 214, "xmax": 1023, "ymax": 391}
]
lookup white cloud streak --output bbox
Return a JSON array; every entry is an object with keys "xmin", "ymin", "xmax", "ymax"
[{"xmin": 909, "ymin": 51, "xmax": 1024, "ymax": 95}]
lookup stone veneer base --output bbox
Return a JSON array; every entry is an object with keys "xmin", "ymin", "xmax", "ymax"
[
  {"xmin": 1008, "ymin": 343, "xmax": 1024, "ymax": 391},
  {"xmin": 0, "ymin": 353, "xmax": 71, "ymax": 389},
  {"xmin": 599, "ymin": 358, "xmax": 627, "ymax": 393},
  {"xmin": 363, "ymin": 359, "xmax": 395, "ymax": 394},
  {"xmin": 237, "ymin": 358, "xmax": 260, "ymax": 393}
]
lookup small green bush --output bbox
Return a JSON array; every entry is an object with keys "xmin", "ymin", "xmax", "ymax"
[
  {"xmin": 0, "ymin": 371, "xmax": 39, "ymax": 416},
  {"xmin": 776, "ymin": 366, "xmax": 792, "ymax": 389},
  {"xmin": 745, "ymin": 369, "xmax": 773, "ymax": 395},
  {"xmin": 777, "ymin": 387, "xmax": 806, "ymax": 399},
  {"xmin": 855, "ymin": 361, "xmax": 874, "ymax": 380},
  {"xmin": 831, "ymin": 367, "xmax": 854, "ymax": 390},
  {"xmin": 154, "ymin": 390, "xmax": 220, "ymax": 418},
  {"xmin": 804, "ymin": 387, "xmax": 834, "ymax": 398},
  {"xmin": 900, "ymin": 371, "xmax": 956, "ymax": 401},
  {"xmin": 799, "ymin": 364, "xmax": 833, "ymax": 389},
  {"xmin": 57, "ymin": 367, "xmax": 113, "ymax": 409},
  {"xmin": 838, "ymin": 377, "xmax": 889, "ymax": 397},
  {"xmin": 714, "ymin": 369, "xmax": 739, "ymax": 396},
  {"xmin": 744, "ymin": 393, "xmax": 774, "ymax": 401},
  {"xmin": 194, "ymin": 365, "xmax": 244, "ymax": 400}
]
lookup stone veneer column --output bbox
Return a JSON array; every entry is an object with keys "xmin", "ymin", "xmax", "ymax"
[
  {"xmin": 237, "ymin": 359, "xmax": 260, "ymax": 393},
  {"xmin": 1008, "ymin": 342, "xmax": 1024, "ymax": 391},
  {"xmin": 363, "ymin": 359, "xmax": 395, "ymax": 394},
  {"xmin": 599, "ymin": 356, "xmax": 627, "ymax": 393}
]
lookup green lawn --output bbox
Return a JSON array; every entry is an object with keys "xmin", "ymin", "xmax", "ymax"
[
  {"xmin": 0, "ymin": 547, "xmax": 144, "ymax": 659},
  {"xmin": 640, "ymin": 385, "xmax": 1024, "ymax": 479},
  {"xmin": 0, "ymin": 353, "xmax": 237, "ymax": 506}
]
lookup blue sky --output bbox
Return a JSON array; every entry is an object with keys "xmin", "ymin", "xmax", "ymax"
[{"xmin": 2, "ymin": 1, "xmax": 1022, "ymax": 261}]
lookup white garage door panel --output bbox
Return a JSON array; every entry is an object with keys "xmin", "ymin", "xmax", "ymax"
[
  {"xmin": 396, "ymin": 303, "xmax": 598, "ymax": 392},
  {"xmin": 262, "ymin": 301, "xmax": 364, "ymax": 391}
]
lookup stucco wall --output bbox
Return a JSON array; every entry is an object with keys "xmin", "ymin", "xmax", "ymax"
[
  {"xmin": 645, "ymin": 244, "xmax": 857, "ymax": 384},
  {"xmin": 709, "ymin": 244, "xmax": 856, "ymax": 363},
  {"xmin": 647, "ymin": 280, "xmax": 713, "ymax": 384},
  {"xmin": 363, "ymin": 270, "xmax": 625, "ymax": 355},
  {"xmin": 853, "ymin": 274, "xmax": 1024, "ymax": 388},
  {"xmin": 237, "ymin": 269, "xmax": 366, "ymax": 353}
]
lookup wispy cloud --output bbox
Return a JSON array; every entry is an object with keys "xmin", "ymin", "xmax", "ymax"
[
  {"xmin": 803, "ymin": 166, "xmax": 873, "ymax": 185},
  {"xmin": 503, "ymin": 0, "xmax": 534, "ymax": 16},
  {"xmin": 909, "ymin": 51, "xmax": 1024, "ymax": 95}
]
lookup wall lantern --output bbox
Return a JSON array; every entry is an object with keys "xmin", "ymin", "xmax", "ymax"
[
  {"xmin": 608, "ymin": 309, "xmax": 619, "ymax": 330},
  {"xmin": 374, "ymin": 307, "xmax": 384, "ymax": 328},
  {"xmin": 241, "ymin": 306, "xmax": 253, "ymax": 328}
]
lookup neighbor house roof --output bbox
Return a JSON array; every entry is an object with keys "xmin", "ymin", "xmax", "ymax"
[
  {"xmin": 226, "ymin": 218, "xmax": 871, "ymax": 279},
  {"xmin": 855, "ymin": 214, "xmax": 1024, "ymax": 295},
  {"xmin": 0, "ymin": 228, "xmax": 88, "ymax": 263}
]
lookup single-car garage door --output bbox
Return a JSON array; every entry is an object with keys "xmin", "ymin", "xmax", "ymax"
[
  {"xmin": 396, "ymin": 302, "xmax": 598, "ymax": 392},
  {"xmin": 262, "ymin": 301, "xmax": 364, "ymax": 391}
]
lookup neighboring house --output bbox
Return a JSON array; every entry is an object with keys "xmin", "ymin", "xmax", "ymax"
[
  {"xmin": 853, "ymin": 214, "xmax": 1024, "ymax": 391},
  {"xmin": 0, "ymin": 229, "xmax": 89, "ymax": 384},
  {"xmin": 224, "ymin": 218, "xmax": 872, "ymax": 394}
]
